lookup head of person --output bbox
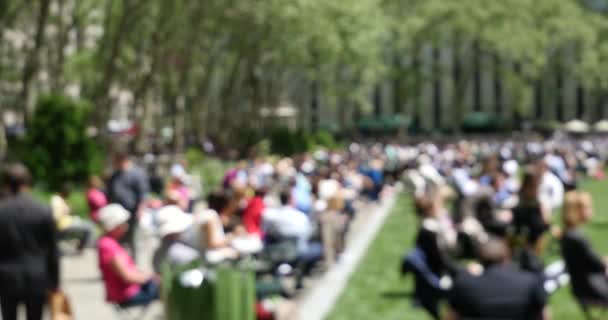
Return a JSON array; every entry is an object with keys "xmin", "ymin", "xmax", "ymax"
[
  {"xmin": 279, "ymin": 190, "xmax": 293, "ymax": 207},
  {"xmin": 563, "ymin": 191, "xmax": 593, "ymax": 229},
  {"xmin": 490, "ymin": 172, "xmax": 506, "ymax": 191},
  {"xmin": 170, "ymin": 165, "xmax": 187, "ymax": 185},
  {"xmin": 519, "ymin": 167, "xmax": 541, "ymax": 203},
  {"xmin": 482, "ymin": 155, "xmax": 500, "ymax": 175},
  {"xmin": 1, "ymin": 163, "xmax": 32, "ymax": 195},
  {"xmin": 58, "ymin": 183, "xmax": 72, "ymax": 199},
  {"xmin": 112, "ymin": 151, "xmax": 130, "ymax": 170},
  {"xmin": 254, "ymin": 187, "xmax": 268, "ymax": 198},
  {"xmin": 156, "ymin": 206, "xmax": 191, "ymax": 241},
  {"xmin": 98, "ymin": 204, "xmax": 130, "ymax": 240},
  {"xmin": 88, "ymin": 175, "xmax": 104, "ymax": 189},
  {"xmin": 479, "ymin": 237, "xmax": 511, "ymax": 267},
  {"xmin": 207, "ymin": 190, "xmax": 228, "ymax": 213},
  {"xmin": 414, "ymin": 195, "xmax": 437, "ymax": 219}
]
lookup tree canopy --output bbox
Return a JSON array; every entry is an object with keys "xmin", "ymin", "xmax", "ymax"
[{"xmin": 1, "ymin": 0, "xmax": 608, "ymax": 148}]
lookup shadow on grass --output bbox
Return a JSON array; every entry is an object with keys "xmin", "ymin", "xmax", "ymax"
[
  {"xmin": 381, "ymin": 290, "xmax": 414, "ymax": 299},
  {"xmin": 587, "ymin": 220, "xmax": 608, "ymax": 228}
]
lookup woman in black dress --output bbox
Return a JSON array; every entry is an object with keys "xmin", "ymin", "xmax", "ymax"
[{"xmin": 561, "ymin": 191, "xmax": 608, "ymax": 301}]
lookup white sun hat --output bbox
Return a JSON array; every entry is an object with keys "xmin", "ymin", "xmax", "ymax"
[
  {"xmin": 98, "ymin": 204, "xmax": 130, "ymax": 232},
  {"xmin": 155, "ymin": 205, "xmax": 193, "ymax": 238}
]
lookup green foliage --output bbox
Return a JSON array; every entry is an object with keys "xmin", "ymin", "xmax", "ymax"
[
  {"xmin": 185, "ymin": 148, "xmax": 205, "ymax": 166},
  {"xmin": 19, "ymin": 94, "xmax": 103, "ymax": 190},
  {"xmin": 269, "ymin": 127, "xmax": 339, "ymax": 156}
]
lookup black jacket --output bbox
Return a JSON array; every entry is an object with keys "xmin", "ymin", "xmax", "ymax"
[
  {"xmin": 0, "ymin": 194, "xmax": 60, "ymax": 296},
  {"xmin": 449, "ymin": 264, "xmax": 547, "ymax": 319},
  {"xmin": 561, "ymin": 229, "xmax": 608, "ymax": 300}
]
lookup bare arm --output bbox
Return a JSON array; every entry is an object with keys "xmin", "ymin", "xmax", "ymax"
[
  {"xmin": 110, "ymin": 255, "xmax": 151, "ymax": 285},
  {"xmin": 204, "ymin": 217, "xmax": 226, "ymax": 249},
  {"xmin": 540, "ymin": 204, "xmax": 551, "ymax": 225}
]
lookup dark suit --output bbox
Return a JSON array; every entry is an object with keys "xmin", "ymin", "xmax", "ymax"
[
  {"xmin": 449, "ymin": 264, "xmax": 547, "ymax": 319},
  {"xmin": 561, "ymin": 229, "xmax": 608, "ymax": 300},
  {"xmin": 0, "ymin": 194, "xmax": 60, "ymax": 320}
]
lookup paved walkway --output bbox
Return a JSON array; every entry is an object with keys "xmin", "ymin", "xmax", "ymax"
[{"xmin": 297, "ymin": 190, "xmax": 397, "ymax": 320}]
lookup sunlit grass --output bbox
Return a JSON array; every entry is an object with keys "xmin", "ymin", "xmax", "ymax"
[{"xmin": 327, "ymin": 177, "xmax": 608, "ymax": 320}]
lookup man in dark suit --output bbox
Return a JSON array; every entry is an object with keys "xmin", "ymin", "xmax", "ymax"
[
  {"xmin": 448, "ymin": 238, "xmax": 548, "ymax": 320},
  {"xmin": 0, "ymin": 163, "xmax": 60, "ymax": 320}
]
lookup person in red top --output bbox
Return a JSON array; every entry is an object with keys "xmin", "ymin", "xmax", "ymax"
[
  {"xmin": 87, "ymin": 176, "xmax": 108, "ymax": 223},
  {"xmin": 241, "ymin": 188, "xmax": 267, "ymax": 238}
]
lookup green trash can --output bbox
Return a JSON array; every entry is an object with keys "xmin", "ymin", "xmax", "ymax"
[{"xmin": 163, "ymin": 262, "xmax": 255, "ymax": 320}]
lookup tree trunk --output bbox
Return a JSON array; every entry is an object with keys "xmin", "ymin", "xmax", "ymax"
[
  {"xmin": 93, "ymin": 0, "xmax": 147, "ymax": 128},
  {"xmin": 19, "ymin": 0, "xmax": 51, "ymax": 123},
  {"xmin": 52, "ymin": 0, "xmax": 68, "ymax": 92}
]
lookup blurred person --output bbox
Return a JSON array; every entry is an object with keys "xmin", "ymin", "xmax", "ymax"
[
  {"xmin": 264, "ymin": 190, "xmax": 322, "ymax": 288},
  {"xmin": 108, "ymin": 151, "xmax": 150, "ymax": 261},
  {"xmin": 51, "ymin": 184, "xmax": 95, "ymax": 254},
  {"xmin": 86, "ymin": 175, "xmax": 108, "ymax": 223},
  {"xmin": 478, "ymin": 155, "xmax": 500, "ymax": 186},
  {"xmin": 537, "ymin": 159, "xmax": 565, "ymax": 212},
  {"xmin": 447, "ymin": 237, "xmax": 548, "ymax": 320},
  {"xmin": 414, "ymin": 192, "xmax": 461, "ymax": 277},
  {"xmin": 152, "ymin": 207, "xmax": 199, "ymax": 273},
  {"xmin": 165, "ymin": 170, "xmax": 190, "ymax": 211},
  {"xmin": 561, "ymin": 191, "xmax": 608, "ymax": 302},
  {"xmin": 512, "ymin": 168, "xmax": 551, "ymax": 256},
  {"xmin": 0, "ymin": 164, "xmax": 60, "ymax": 320},
  {"xmin": 242, "ymin": 187, "xmax": 267, "ymax": 239},
  {"xmin": 97, "ymin": 204, "xmax": 159, "ymax": 306},
  {"xmin": 179, "ymin": 203, "xmax": 241, "ymax": 264}
]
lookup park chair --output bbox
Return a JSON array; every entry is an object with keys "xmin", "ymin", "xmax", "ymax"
[{"xmin": 112, "ymin": 302, "xmax": 152, "ymax": 320}]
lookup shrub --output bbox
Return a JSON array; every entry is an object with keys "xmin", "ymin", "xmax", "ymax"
[
  {"xmin": 269, "ymin": 127, "xmax": 340, "ymax": 156},
  {"xmin": 185, "ymin": 147, "xmax": 205, "ymax": 166},
  {"xmin": 19, "ymin": 94, "xmax": 103, "ymax": 190}
]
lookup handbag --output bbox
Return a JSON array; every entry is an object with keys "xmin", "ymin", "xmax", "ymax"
[{"xmin": 48, "ymin": 291, "xmax": 73, "ymax": 320}]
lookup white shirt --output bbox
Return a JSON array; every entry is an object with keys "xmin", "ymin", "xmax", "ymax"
[
  {"xmin": 539, "ymin": 171, "xmax": 565, "ymax": 211},
  {"xmin": 263, "ymin": 206, "xmax": 311, "ymax": 239}
]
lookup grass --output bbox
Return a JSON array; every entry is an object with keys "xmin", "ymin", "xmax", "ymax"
[{"xmin": 327, "ymin": 177, "xmax": 608, "ymax": 320}]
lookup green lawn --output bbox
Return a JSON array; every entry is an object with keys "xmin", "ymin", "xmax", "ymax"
[{"xmin": 327, "ymin": 177, "xmax": 608, "ymax": 320}]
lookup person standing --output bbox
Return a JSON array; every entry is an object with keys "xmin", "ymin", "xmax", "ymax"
[
  {"xmin": 0, "ymin": 163, "xmax": 60, "ymax": 320},
  {"xmin": 108, "ymin": 152, "xmax": 150, "ymax": 262},
  {"xmin": 86, "ymin": 175, "xmax": 108, "ymax": 223}
]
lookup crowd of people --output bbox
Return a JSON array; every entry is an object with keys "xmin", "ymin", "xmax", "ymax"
[
  {"xmin": 400, "ymin": 136, "xmax": 608, "ymax": 319},
  {"xmin": 0, "ymin": 143, "xmax": 393, "ymax": 320},
  {"xmin": 2, "ymin": 134, "xmax": 608, "ymax": 320}
]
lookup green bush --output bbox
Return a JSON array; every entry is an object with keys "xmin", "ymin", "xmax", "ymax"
[
  {"xmin": 19, "ymin": 94, "xmax": 103, "ymax": 190},
  {"xmin": 185, "ymin": 148, "xmax": 205, "ymax": 166},
  {"xmin": 269, "ymin": 127, "xmax": 339, "ymax": 156}
]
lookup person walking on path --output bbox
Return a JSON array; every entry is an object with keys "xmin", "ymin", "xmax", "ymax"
[
  {"xmin": 108, "ymin": 151, "xmax": 150, "ymax": 262},
  {"xmin": 0, "ymin": 163, "xmax": 60, "ymax": 320}
]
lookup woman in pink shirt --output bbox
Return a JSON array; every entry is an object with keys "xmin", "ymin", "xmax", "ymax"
[
  {"xmin": 87, "ymin": 176, "xmax": 108, "ymax": 223},
  {"xmin": 97, "ymin": 204, "xmax": 159, "ymax": 306}
]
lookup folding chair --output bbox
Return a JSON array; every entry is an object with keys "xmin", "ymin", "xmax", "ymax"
[{"xmin": 112, "ymin": 303, "xmax": 151, "ymax": 320}]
